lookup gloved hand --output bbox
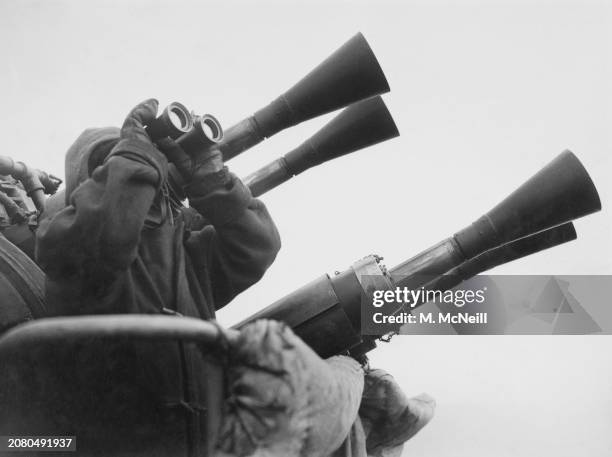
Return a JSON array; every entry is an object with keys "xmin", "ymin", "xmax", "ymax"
[
  {"xmin": 156, "ymin": 136, "xmax": 225, "ymax": 195},
  {"xmin": 107, "ymin": 99, "xmax": 169, "ymax": 187},
  {"xmin": 359, "ymin": 368, "xmax": 435, "ymax": 457},
  {"xmin": 120, "ymin": 98, "xmax": 159, "ymax": 144}
]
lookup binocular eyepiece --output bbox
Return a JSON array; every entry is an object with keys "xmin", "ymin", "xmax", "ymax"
[
  {"xmin": 177, "ymin": 114, "xmax": 223, "ymax": 154},
  {"xmin": 145, "ymin": 102, "xmax": 194, "ymax": 140},
  {"xmin": 145, "ymin": 103, "xmax": 224, "ymax": 156}
]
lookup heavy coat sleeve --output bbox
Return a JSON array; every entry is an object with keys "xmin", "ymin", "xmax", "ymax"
[
  {"xmin": 36, "ymin": 143, "xmax": 168, "ymax": 290},
  {"xmin": 185, "ymin": 173, "xmax": 281, "ymax": 310}
]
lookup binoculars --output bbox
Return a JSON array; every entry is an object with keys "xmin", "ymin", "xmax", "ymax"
[{"xmin": 145, "ymin": 102, "xmax": 224, "ymax": 156}]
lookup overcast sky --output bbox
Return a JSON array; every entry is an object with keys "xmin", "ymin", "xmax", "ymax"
[{"xmin": 1, "ymin": 1, "xmax": 610, "ymax": 455}]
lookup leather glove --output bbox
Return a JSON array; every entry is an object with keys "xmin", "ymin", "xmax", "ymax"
[
  {"xmin": 156, "ymin": 137, "xmax": 227, "ymax": 197},
  {"xmin": 120, "ymin": 98, "xmax": 159, "ymax": 143},
  {"xmin": 107, "ymin": 99, "xmax": 168, "ymax": 186}
]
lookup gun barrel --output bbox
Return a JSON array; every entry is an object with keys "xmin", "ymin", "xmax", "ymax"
[
  {"xmin": 219, "ymin": 33, "xmax": 390, "ymax": 161},
  {"xmin": 242, "ymin": 96, "xmax": 398, "ymax": 197},
  {"xmin": 240, "ymin": 224, "xmax": 579, "ymax": 358},
  {"xmin": 243, "ymin": 158, "xmax": 291, "ymax": 198},
  {"xmin": 392, "ymin": 150, "xmax": 600, "ymax": 288},
  {"xmin": 450, "ymin": 222, "xmax": 577, "ymax": 280},
  {"xmin": 396, "ymin": 222, "xmax": 577, "ymax": 306},
  {"xmin": 454, "ymin": 150, "xmax": 600, "ymax": 259}
]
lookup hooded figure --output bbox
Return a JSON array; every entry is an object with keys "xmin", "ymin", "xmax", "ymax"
[
  {"xmin": 35, "ymin": 100, "xmax": 281, "ymax": 456},
  {"xmin": 36, "ymin": 104, "xmax": 280, "ymax": 318}
]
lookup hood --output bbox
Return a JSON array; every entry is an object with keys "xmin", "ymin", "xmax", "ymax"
[{"xmin": 64, "ymin": 127, "xmax": 120, "ymax": 204}]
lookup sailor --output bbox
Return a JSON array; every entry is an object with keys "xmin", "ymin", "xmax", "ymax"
[
  {"xmin": 35, "ymin": 99, "xmax": 281, "ymax": 454},
  {"xmin": 36, "ymin": 98, "xmax": 280, "ymax": 318}
]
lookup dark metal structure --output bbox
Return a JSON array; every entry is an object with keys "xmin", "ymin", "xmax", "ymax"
[{"xmin": 239, "ymin": 151, "xmax": 601, "ymax": 358}]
